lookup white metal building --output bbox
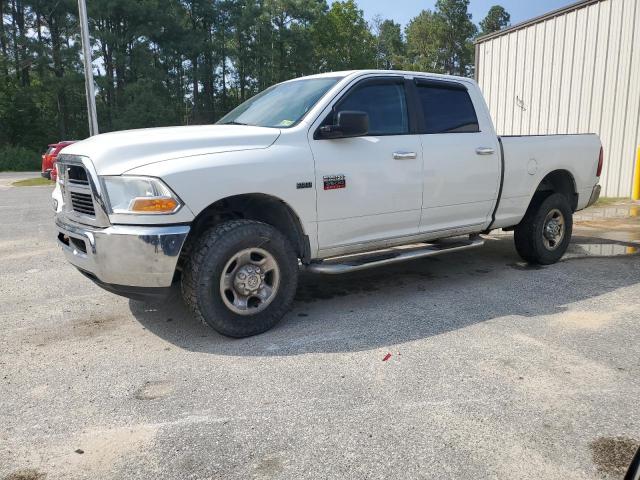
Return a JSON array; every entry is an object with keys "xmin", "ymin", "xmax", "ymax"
[{"xmin": 474, "ymin": 0, "xmax": 640, "ymax": 197}]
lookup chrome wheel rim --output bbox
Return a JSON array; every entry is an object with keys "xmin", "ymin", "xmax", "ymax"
[
  {"xmin": 542, "ymin": 208, "xmax": 565, "ymax": 250},
  {"xmin": 219, "ymin": 247, "xmax": 280, "ymax": 315}
]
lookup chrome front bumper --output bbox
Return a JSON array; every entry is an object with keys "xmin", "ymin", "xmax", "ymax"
[{"xmin": 55, "ymin": 215, "xmax": 190, "ymax": 288}]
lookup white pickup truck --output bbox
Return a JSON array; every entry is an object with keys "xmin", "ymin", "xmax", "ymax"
[{"xmin": 53, "ymin": 70, "xmax": 603, "ymax": 337}]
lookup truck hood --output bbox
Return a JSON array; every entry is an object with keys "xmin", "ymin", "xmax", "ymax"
[{"xmin": 61, "ymin": 124, "xmax": 281, "ymax": 176}]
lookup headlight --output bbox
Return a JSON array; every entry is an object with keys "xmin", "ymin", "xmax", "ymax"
[
  {"xmin": 56, "ymin": 163, "xmax": 64, "ymax": 184},
  {"xmin": 102, "ymin": 176, "xmax": 182, "ymax": 215}
]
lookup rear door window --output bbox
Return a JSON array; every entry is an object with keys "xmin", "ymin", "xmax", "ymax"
[{"xmin": 416, "ymin": 82, "xmax": 479, "ymax": 134}]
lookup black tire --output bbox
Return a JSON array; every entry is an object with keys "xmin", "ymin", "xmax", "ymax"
[
  {"xmin": 181, "ymin": 219, "xmax": 298, "ymax": 338},
  {"xmin": 514, "ymin": 192, "xmax": 573, "ymax": 265}
]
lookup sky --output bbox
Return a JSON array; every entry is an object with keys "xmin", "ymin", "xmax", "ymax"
[{"xmin": 345, "ymin": 0, "xmax": 578, "ymax": 28}]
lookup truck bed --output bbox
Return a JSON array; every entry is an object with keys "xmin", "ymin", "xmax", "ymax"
[{"xmin": 491, "ymin": 134, "xmax": 602, "ymax": 229}]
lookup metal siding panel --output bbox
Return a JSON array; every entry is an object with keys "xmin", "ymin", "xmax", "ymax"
[
  {"xmin": 476, "ymin": 0, "xmax": 607, "ymax": 44},
  {"xmin": 479, "ymin": 43, "xmax": 487, "ymax": 97},
  {"xmin": 549, "ymin": 16, "xmax": 565, "ymax": 134},
  {"xmin": 610, "ymin": 0, "xmax": 634, "ymax": 195},
  {"xmin": 600, "ymin": 0, "xmax": 624, "ymax": 195},
  {"xmin": 504, "ymin": 32, "xmax": 519, "ymax": 135},
  {"xmin": 540, "ymin": 18, "xmax": 556, "ymax": 134},
  {"xmin": 483, "ymin": 43, "xmax": 490, "ymax": 90},
  {"xmin": 607, "ymin": 0, "xmax": 630, "ymax": 195},
  {"xmin": 484, "ymin": 42, "xmax": 495, "ymax": 125},
  {"xmin": 496, "ymin": 35, "xmax": 510, "ymax": 134},
  {"xmin": 478, "ymin": 44, "xmax": 486, "ymax": 95},
  {"xmin": 522, "ymin": 25, "xmax": 537, "ymax": 135},
  {"xmin": 490, "ymin": 40, "xmax": 500, "ymax": 123},
  {"xmin": 505, "ymin": 30, "xmax": 522, "ymax": 135},
  {"xmin": 532, "ymin": 21, "xmax": 550, "ymax": 135},
  {"xmin": 508, "ymin": 32, "xmax": 518, "ymax": 134},
  {"xmin": 568, "ymin": 8, "xmax": 587, "ymax": 133},
  {"xmin": 529, "ymin": 23, "xmax": 545, "ymax": 135},
  {"xmin": 578, "ymin": 3, "xmax": 599, "ymax": 133},
  {"xmin": 589, "ymin": 1, "xmax": 608, "ymax": 138},
  {"xmin": 558, "ymin": 10, "xmax": 577, "ymax": 134},
  {"xmin": 474, "ymin": 0, "xmax": 639, "ymax": 197},
  {"xmin": 488, "ymin": 41, "xmax": 498, "ymax": 121},
  {"xmin": 477, "ymin": 45, "xmax": 484, "ymax": 88},
  {"xmin": 617, "ymin": 0, "xmax": 640, "ymax": 196},
  {"xmin": 633, "ymin": 0, "xmax": 640, "ymax": 197},
  {"xmin": 513, "ymin": 28, "xmax": 528, "ymax": 134},
  {"xmin": 474, "ymin": 43, "xmax": 480, "ymax": 81},
  {"xmin": 485, "ymin": 41, "xmax": 497, "ymax": 129},
  {"xmin": 477, "ymin": 44, "xmax": 482, "ymax": 84}
]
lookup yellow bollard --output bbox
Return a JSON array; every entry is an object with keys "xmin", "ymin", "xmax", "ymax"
[{"xmin": 633, "ymin": 146, "xmax": 640, "ymax": 200}]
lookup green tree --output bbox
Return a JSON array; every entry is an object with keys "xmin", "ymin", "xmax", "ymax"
[
  {"xmin": 0, "ymin": 0, "xmax": 486, "ymax": 166},
  {"xmin": 479, "ymin": 5, "xmax": 510, "ymax": 35},
  {"xmin": 112, "ymin": 80, "xmax": 181, "ymax": 130},
  {"xmin": 405, "ymin": 10, "xmax": 441, "ymax": 73},
  {"xmin": 313, "ymin": 0, "xmax": 376, "ymax": 72},
  {"xmin": 373, "ymin": 17, "xmax": 404, "ymax": 70},
  {"xmin": 433, "ymin": 0, "xmax": 477, "ymax": 76},
  {"xmin": 405, "ymin": 0, "xmax": 476, "ymax": 76},
  {"xmin": 261, "ymin": 0, "xmax": 325, "ymax": 83}
]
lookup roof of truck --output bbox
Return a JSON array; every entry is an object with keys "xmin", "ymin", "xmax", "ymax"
[{"xmin": 285, "ymin": 69, "xmax": 476, "ymax": 84}]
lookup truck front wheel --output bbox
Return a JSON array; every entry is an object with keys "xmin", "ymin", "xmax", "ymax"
[
  {"xmin": 514, "ymin": 192, "xmax": 573, "ymax": 265},
  {"xmin": 181, "ymin": 220, "xmax": 298, "ymax": 337}
]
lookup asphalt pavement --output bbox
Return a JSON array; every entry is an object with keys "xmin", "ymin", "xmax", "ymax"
[{"xmin": 1, "ymin": 174, "xmax": 639, "ymax": 480}]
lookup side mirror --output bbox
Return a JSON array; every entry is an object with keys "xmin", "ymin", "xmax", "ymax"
[{"xmin": 318, "ymin": 111, "xmax": 369, "ymax": 139}]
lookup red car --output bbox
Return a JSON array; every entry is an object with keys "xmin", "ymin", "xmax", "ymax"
[{"xmin": 41, "ymin": 141, "xmax": 76, "ymax": 181}]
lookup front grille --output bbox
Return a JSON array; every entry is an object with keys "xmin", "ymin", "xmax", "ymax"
[
  {"xmin": 67, "ymin": 165, "xmax": 89, "ymax": 185},
  {"xmin": 57, "ymin": 156, "xmax": 108, "ymax": 225},
  {"xmin": 59, "ymin": 161, "xmax": 97, "ymax": 218},
  {"xmin": 70, "ymin": 191, "xmax": 96, "ymax": 216}
]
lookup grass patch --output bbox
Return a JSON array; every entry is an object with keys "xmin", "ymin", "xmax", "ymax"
[{"xmin": 12, "ymin": 177, "xmax": 54, "ymax": 187}]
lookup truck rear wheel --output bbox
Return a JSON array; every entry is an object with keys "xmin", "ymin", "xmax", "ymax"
[
  {"xmin": 514, "ymin": 193, "xmax": 573, "ymax": 265},
  {"xmin": 181, "ymin": 220, "xmax": 298, "ymax": 338}
]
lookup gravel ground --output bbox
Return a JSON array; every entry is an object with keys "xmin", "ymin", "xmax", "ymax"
[{"xmin": 1, "ymin": 175, "xmax": 639, "ymax": 480}]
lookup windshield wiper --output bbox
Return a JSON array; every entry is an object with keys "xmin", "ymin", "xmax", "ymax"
[{"xmin": 220, "ymin": 121, "xmax": 250, "ymax": 126}]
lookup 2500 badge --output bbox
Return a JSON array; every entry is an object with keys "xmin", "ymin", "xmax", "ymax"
[{"xmin": 323, "ymin": 174, "xmax": 346, "ymax": 190}]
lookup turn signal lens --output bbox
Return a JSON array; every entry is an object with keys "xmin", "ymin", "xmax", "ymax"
[{"xmin": 130, "ymin": 197, "xmax": 179, "ymax": 213}]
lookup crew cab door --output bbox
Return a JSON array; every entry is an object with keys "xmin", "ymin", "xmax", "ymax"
[
  {"xmin": 308, "ymin": 76, "xmax": 423, "ymax": 254},
  {"xmin": 414, "ymin": 78, "xmax": 501, "ymax": 233}
]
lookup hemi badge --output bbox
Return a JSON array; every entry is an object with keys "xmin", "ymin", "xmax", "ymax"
[
  {"xmin": 296, "ymin": 182, "xmax": 312, "ymax": 189},
  {"xmin": 323, "ymin": 174, "xmax": 346, "ymax": 190}
]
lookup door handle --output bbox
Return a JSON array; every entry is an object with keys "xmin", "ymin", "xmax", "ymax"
[
  {"xmin": 393, "ymin": 151, "xmax": 417, "ymax": 160},
  {"xmin": 476, "ymin": 147, "xmax": 496, "ymax": 155}
]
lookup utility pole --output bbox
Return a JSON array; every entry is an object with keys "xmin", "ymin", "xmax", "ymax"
[{"xmin": 78, "ymin": 0, "xmax": 99, "ymax": 135}]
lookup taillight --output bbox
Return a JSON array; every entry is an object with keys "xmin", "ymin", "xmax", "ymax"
[{"xmin": 596, "ymin": 147, "xmax": 604, "ymax": 177}]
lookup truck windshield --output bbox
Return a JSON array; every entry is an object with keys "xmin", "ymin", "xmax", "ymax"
[{"xmin": 217, "ymin": 77, "xmax": 342, "ymax": 128}]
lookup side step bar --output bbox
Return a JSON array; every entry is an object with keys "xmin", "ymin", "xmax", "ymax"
[{"xmin": 304, "ymin": 235, "xmax": 485, "ymax": 275}]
